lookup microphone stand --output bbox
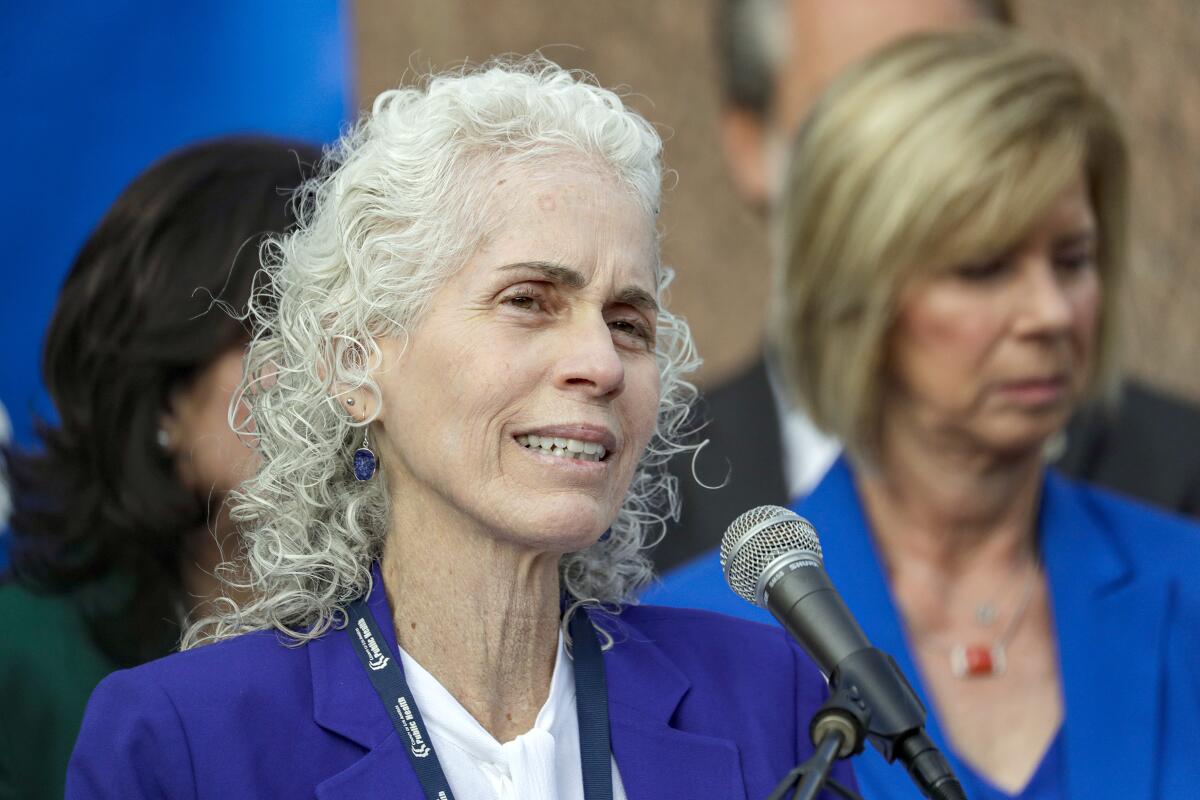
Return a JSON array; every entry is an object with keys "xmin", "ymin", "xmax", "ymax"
[{"xmin": 766, "ymin": 687, "xmax": 866, "ymax": 800}]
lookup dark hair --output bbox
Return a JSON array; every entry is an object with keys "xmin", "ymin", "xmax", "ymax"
[
  {"xmin": 3, "ymin": 136, "xmax": 323, "ymax": 666},
  {"xmin": 715, "ymin": 0, "xmax": 1014, "ymax": 114}
]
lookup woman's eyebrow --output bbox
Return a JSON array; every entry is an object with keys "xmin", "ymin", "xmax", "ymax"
[
  {"xmin": 617, "ymin": 286, "xmax": 659, "ymax": 313},
  {"xmin": 498, "ymin": 260, "xmax": 586, "ymax": 288},
  {"xmin": 498, "ymin": 261, "xmax": 659, "ymax": 311},
  {"xmin": 1056, "ymin": 229, "xmax": 1098, "ymax": 247}
]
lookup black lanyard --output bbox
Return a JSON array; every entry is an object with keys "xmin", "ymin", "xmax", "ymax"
[{"xmin": 346, "ymin": 597, "xmax": 614, "ymax": 800}]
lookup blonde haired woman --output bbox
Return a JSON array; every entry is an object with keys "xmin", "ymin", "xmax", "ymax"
[{"xmin": 651, "ymin": 29, "xmax": 1200, "ymax": 799}]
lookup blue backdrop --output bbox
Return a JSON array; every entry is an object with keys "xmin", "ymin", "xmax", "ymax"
[{"xmin": 0, "ymin": 1, "xmax": 354, "ymax": 565}]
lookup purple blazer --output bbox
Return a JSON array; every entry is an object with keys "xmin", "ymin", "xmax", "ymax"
[{"xmin": 67, "ymin": 571, "xmax": 856, "ymax": 799}]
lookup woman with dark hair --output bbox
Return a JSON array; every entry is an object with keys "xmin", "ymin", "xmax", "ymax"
[{"xmin": 0, "ymin": 136, "xmax": 321, "ymax": 800}]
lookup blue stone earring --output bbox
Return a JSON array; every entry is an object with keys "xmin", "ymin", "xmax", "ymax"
[
  {"xmin": 346, "ymin": 397, "xmax": 377, "ymax": 481},
  {"xmin": 353, "ymin": 429, "xmax": 377, "ymax": 481}
]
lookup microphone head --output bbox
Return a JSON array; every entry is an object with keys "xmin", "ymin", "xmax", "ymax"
[{"xmin": 720, "ymin": 505, "xmax": 822, "ymax": 607}]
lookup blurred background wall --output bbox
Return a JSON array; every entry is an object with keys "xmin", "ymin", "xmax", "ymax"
[
  {"xmin": 2, "ymin": 0, "xmax": 1196, "ymax": 559},
  {"xmin": 355, "ymin": 0, "xmax": 1200, "ymax": 400}
]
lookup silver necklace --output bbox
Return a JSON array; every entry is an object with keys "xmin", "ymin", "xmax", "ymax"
[{"xmin": 948, "ymin": 559, "xmax": 1040, "ymax": 679}]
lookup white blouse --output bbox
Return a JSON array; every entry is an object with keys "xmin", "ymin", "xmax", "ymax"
[{"xmin": 398, "ymin": 633, "xmax": 628, "ymax": 800}]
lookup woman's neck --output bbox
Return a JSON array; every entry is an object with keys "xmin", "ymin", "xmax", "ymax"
[
  {"xmin": 858, "ymin": 417, "xmax": 1063, "ymax": 793},
  {"xmin": 858, "ymin": 418, "xmax": 1045, "ymax": 574},
  {"xmin": 180, "ymin": 500, "xmax": 252, "ymax": 621},
  {"xmin": 381, "ymin": 509, "xmax": 563, "ymax": 743}
]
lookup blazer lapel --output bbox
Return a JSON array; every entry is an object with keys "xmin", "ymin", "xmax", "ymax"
[
  {"xmin": 1041, "ymin": 473, "xmax": 1168, "ymax": 800},
  {"xmin": 309, "ymin": 567, "xmax": 428, "ymax": 799},
  {"xmin": 313, "ymin": 734, "xmax": 428, "ymax": 800},
  {"xmin": 308, "ymin": 569, "xmax": 804, "ymax": 799},
  {"xmin": 804, "ymin": 459, "xmax": 923, "ymax": 684},
  {"xmin": 597, "ymin": 612, "xmax": 748, "ymax": 800},
  {"xmin": 307, "ymin": 578, "xmax": 749, "ymax": 799}
]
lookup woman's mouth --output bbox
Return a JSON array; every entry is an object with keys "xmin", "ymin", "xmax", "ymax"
[
  {"xmin": 515, "ymin": 433, "xmax": 608, "ymax": 462},
  {"xmin": 996, "ymin": 376, "xmax": 1069, "ymax": 406}
]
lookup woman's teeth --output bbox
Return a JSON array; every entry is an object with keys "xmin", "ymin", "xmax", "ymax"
[{"xmin": 516, "ymin": 434, "xmax": 606, "ymax": 462}]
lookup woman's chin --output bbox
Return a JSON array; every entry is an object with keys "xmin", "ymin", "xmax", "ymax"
[
  {"xmin": 978, "ymin": 418, "xmax": 1070, "ymax": 461},
  {"xmin": 491, "ymin": 504, "xmax": 615, "ymax": 554}
]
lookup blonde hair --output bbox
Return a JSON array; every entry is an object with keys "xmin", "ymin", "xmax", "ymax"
[
  {"xmin": 182, "ymin": 58, "xmax": 700, "ymax": 649},
  {"xmin": 770, "ymin": 27, "xmax": 1129, "ymax": 457}
]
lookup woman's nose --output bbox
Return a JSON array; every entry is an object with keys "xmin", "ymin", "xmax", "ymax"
[
  {"xmin": 553, "ymin": 315, "xmax": 626, "ymax": 399},
  {"xmin": 1015, "ymin": 260, "xmax": 1075, "ymax": 336}
]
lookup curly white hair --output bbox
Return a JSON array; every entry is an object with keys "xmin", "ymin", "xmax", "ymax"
[{"xmin": 183, "ymin": 57, "xmax": 701, "ymax": 649}]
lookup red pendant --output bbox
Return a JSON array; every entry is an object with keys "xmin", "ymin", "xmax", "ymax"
[{"xmin": 950, "ymin": 643, "xmax": 1006, "ymax": 678}]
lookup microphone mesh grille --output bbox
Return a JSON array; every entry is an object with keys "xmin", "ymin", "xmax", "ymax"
[{"xmin": 720, "ymin": 505, "xmax": 823, "ymax": 605}]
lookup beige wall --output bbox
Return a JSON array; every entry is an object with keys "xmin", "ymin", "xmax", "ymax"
[{"xmin": 355, "ymin": 0, "xmax": 1200, "ymax": 400}]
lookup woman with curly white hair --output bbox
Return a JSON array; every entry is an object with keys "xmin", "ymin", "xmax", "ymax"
[{"xmin": 66, "ymin": 59, "xmax": 853, "ymax": 800}]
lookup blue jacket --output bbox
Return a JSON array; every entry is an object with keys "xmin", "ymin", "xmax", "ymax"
[
  {"xmin": 67, "ymin": 568, "xmax": 856, "ymax": 799},
  {"xmin": 645, "ymin": 457, "xmax": 1200, "ymax": 798}
]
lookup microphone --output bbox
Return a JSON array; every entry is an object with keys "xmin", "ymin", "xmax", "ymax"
[{"xmin": 721, "ymin": 505, "xmax": 966, "ymax": 800}]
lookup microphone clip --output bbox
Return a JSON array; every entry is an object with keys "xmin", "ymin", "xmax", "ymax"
[
  {"xmin": 828, "ymin": 647, "xmax": 926, "ymax": 762},
  {"xmin": 830, "ymin": 648, "xmax": 967, "ymax": 800},
  {"xmin": 809, "ymin": 687, "xmax": 869, "ymax": 760}
]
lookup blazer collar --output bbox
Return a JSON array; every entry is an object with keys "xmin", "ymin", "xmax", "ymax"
[
  {"xmin": 798, "ymin": 457, "xmax": 1169, "ymax": 799},
  {"xmin": 309, "ymin": 568, "xmax": 747, "ymax": 799},
  {"xmin": 309, "ymin": 563, "xmax": 427, "ymax": 798},
  {"xmin": 796, "ymin": 457, "xmax": 919, "ymax": 700},
  {"xmin": 596, "ymin": 611, "xmax": 748, "ymax": 800},
  {"xmin": 1040, "ymin": 471, "xmax": 1167, "ymax": 800}
]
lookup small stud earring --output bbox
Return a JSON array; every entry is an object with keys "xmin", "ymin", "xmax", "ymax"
[
  {"xmin": 156, "ymin": 429, "xmax": 170, "ymax": 450},
  {"xmin": 345, "ymin": 397, "xmax": 355, "ymax": 406},
  {"xmin": 353, "ymin": 430, "xmax": 377, "ymax": 481}
]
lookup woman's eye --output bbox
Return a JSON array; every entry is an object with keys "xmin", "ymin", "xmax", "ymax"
[
  {"xmin": 1055, "ymin": 251, "xmax": 1096, "ymax": 273},
  {"xmin": 954, "ymin": 259, "xmax": 1006, "ymax": 282},
  {"xmin": 609, "ymin": 318, "xmax": 653, "ymax": 347},
  {"xmin": 503, "ymin": 293, "xmax": 542, "ymax": 311}
]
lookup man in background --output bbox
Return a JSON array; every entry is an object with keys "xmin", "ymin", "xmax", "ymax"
[{"xmin": 651, "ymin": 0, "xmax": 1200, "ymax": 573}]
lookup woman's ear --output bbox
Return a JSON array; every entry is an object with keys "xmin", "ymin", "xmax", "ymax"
[
  {"xmin": 323, "ymin": 336, "xmax": 390, "ymax": 424},
  {"xmin": 158, "ymin": 379, "xmax": 190, "ymax": 455},
  {"xmin": 335, "ymin": 387, "xmax": 375, "ymax": 423},
  {"xmin": 720, "ymin": 106, "xmax": 772, "ymax": 214},
  {"xmin": 157, "ymin": 407, "xmax": 177, "ymax": 454},
  {"xmin": 157, "ymin": 386, "xmax": 201, "ymax": 491}
]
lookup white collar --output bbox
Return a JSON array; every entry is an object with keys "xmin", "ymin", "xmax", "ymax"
[
  {"xmin": 765, "ymin": 357, "xmax": 842, "ymax": 500},
  {"xmin": 398, "ymin": 629, "xmax": 573, "ymax": 756}
]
